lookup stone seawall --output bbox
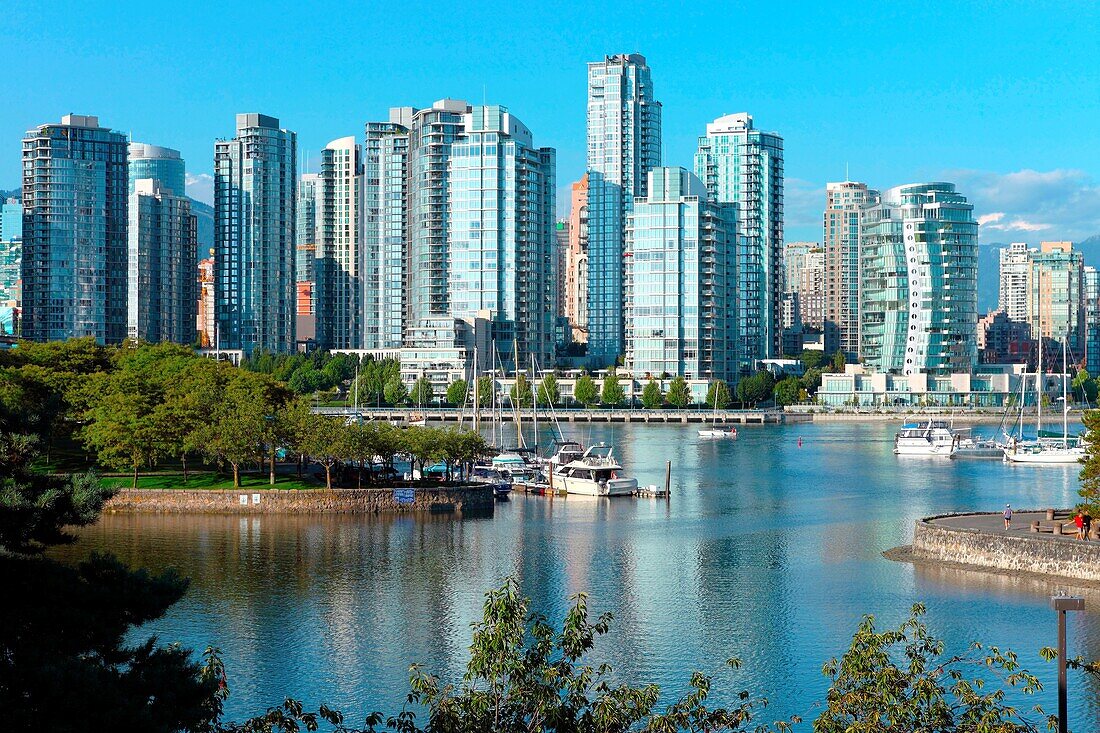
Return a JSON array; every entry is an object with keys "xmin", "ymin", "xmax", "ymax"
[
  {"xmin": 104, "ymin": 485, "xmax": 494, "ymax": 515},
  {"xmin": 910, "ymin": 513, "xmax": 1100, "ymax": 582}
]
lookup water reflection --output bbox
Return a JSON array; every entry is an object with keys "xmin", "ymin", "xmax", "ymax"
[{"xmin": 56, "ymin": 421, "xmax": 1098, "ymax": 725}]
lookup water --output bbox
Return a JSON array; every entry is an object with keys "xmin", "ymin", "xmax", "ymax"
[{"xmin": 56, "ymin": 421, "xmax": 1100, "ymax": 727}]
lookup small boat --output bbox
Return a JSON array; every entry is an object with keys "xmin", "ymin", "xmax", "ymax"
[
  {"xmin": 406, "ymin": 412, "xmax": 427, "ymax": 427},
  {"xmin": 952, "ymin": 436, "xmax": 1005, "ymax": 459},
  {"xmin": 698, "ymin": 427, "xmax": 737, "ymax": 439},
  {"xmin": 893, "ymin": 420, "xmax": 956, "ymax": 457},
  {"xmin": 552, "ymin": 443, "xmax": 638, "ymax": 497},
  {"xmin": 469, "ymin": 466, "xmax": 514, "ymax": 500},
  {"xmin": 1003, "ymin": 336, "xmax": 1085, "ymax": 464}
]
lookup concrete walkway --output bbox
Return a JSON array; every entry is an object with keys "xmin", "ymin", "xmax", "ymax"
[{"xmin": 930, "ymin": 511, "xmax": 1095, "ymax": 542}]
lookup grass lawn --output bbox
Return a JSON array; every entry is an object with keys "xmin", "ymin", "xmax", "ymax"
[{"xmin": 102, "ymin": 472, "xmax": 323, "ymax": 491}]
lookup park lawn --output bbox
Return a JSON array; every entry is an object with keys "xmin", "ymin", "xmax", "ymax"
[{"xmin": 101, "ymin": 473, "xmax": 323, "ymax": 491}]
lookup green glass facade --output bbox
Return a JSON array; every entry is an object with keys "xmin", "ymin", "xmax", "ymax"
[
  {"xmin": 128, "ymin": 142, "xmax": 186, "ymax": 197},
  {"xmin": 860, "ymin": 182, "xmax": 977, "ymax": 375}
]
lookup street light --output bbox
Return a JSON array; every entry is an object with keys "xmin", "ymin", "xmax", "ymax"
[{"xmin": 1050, "ymin": 592, "xmax": 1084, "ymax": 733}]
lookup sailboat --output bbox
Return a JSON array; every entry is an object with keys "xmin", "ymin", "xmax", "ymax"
[
  {"xmin": 698, "ymin": 382, "xmax": 737, "ymax": 439},
  {"xmin": 1004, "ymin": 336, "xmax": 1084, "ymax": 464}
]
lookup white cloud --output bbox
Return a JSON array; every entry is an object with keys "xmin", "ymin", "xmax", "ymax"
[
  {"xmin": 186, "ymin": 173, "xmax": 214, "ymax": 205},
  {"xmin": 945, "ymin": 168, "xmax": 1100, "ymax": 243}
]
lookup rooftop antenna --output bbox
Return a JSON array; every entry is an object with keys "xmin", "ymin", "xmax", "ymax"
[{"xmin": 845, "ymin": 162, "xmax": 850, "ymax": 183}]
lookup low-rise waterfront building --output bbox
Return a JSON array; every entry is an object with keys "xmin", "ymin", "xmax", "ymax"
[{"xmin": 818, "ymin": 364, "xmax": 1027, "ymax": 407}]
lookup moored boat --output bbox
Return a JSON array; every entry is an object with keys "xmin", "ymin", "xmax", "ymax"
[
  {"xmin": 551, "ymin": 443, "xmax": 638, "ymax": 497},
  {"xmin": 893, "ymin": 420, "xmax": 956, "ymax": 457}
]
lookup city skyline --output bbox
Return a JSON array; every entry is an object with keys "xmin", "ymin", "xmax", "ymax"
[{"xmin": 2, "ymin": 2, "xmax": 1100, "ymax": 243}]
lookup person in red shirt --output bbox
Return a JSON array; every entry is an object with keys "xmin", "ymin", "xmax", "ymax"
[{"xmin": 1074, "ymin": 512, "xmax": 1084, "ymax": 540}]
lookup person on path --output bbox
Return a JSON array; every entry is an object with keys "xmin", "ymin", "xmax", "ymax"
[
  {"xmin": 1084, "ymin": 514, "xmax": 1092, "ymax": 542},
  {"xmin": 1003, "ymin": 504, "xmax": 1013, "ymax": 531},
  {"xmin": 1075, "ymin": 511, "xmax": 1085, "ymax": 540}
]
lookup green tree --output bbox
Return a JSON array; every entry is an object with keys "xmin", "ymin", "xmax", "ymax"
[
  {"xmin": 0, "ymin": 385, "xmax": 220, "ymax": 732},
  {"xmin": 1079, "ymin": 409, "xmax": 1100, "ymax": 514},
  {"xmin": 641, "ymin": 379, "xmax": 664, "ymax": 409},
  {"xmin": 510, "ymin": 373, "xmax": 534, "ymax": 408},
  {"xmin": 384, "ymin": 376, "xmax": 409, "ymax": 406},
  {"xmin": 667, "ymin": 375, "xmax": 692, "ymax": 408},
  {"xmin": 1072, "ymin": 368, "xmax": 1098, "ymax": 404},
  {"xmin": 403, "ymin": 426, "xmax": 443, "ymax": 480},
  {"xmin": 476, "ymin": 375, "xmax": 495, "ymax": 408},
  {"xmin": 409, "ymin": 377, "xmax": 435, "ymax": 407},
  {"xmin": 601, "ymin": 369, "xmax": 626, "ymax": 407},
  {"xmin": 705, "ymin": 380, "xmax": 732, "ymax": 409},
  {"xmin": 814, "ymin": 603, "xmax": 1043, "ymax": 732},
  {"xmin": 294, "ymin": 412, "xmax": 351, "ymax": 490},
  {"xmin": 736, "ymin": 371, "xmax": 776, "ymax": 406},
  {"xmin": 830, "ymin": 350, "xmax": 847, "ymax": 373},
  {"xmin": 537, "ymin": 373, "xmax": 560, "ymax": 407},
  {"xmin": 773, "ymin": 377, "xmax": 802, "ymax": 406},
  {"xmin": 800, "ymin": 366, "xmax": 824, "ymax": 395},
  {"xmin": 189, "ymin": 372, "xmax": 282, "ymax": 488},
  {"xmin": 574, "ymin": 374, "xmax": 599, "ymax": 407},
  {"xmin": 445, "ymin": 379, "xmax": 468, "ymax": 407},
  {"xmin": 79, "ymin": 371, "xmax": 164, "ymax": 488},
  {"xmin": 800, "ymin": 350, "xmax": 827, "ymax": 371}
]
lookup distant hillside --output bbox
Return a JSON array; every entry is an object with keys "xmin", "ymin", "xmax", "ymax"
[
  {"xmin": 0, "ymin": 188, "xmax": 20, "ymax": 201},
  {"xmin": 189, "ymin": 198, "xmax": 214, "ymax": 259}
]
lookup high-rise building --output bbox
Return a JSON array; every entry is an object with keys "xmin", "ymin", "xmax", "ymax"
[
  {"xmin": 1085, "ymin": 266, "xmax": 1100, "ymax": 376},
  {"xmin": 998, "ymin": 242, "xmax": 1031, "ymax": 322},
  {"xmin": 214, "ymin": 113, "xmax": 297, "ymax": 354},
  {"xmin": 447, "ymin": 105, "xmax": 557, "ymax": 368},
  {"xmin": 625, "ymin": 167, "xmax": 736, "ymax": 381},
  {"xmin": 860, "ymin": 182, "xmax": 978, "ymax": 375},
  {"xmin": 407, "ymin": 99, "xmax": 470, "ymax": 333},
  {"xmin": 586, "ymin": 53, "xmax": 662, "ymax": 363},
  {"xmin": 695, "ymin": 112, "xmax": 783, "ymax": 368},
  {"xmin": 128, "ymin": 143, "xmax": 186, "ymax": 197},
  {"xmin": 296, "ymin": 173, "xmax": 320, "ymax": 294},
  {"xmin": 977, "ymin": 310, "xmax": 1033, "ymax": 364},
  {"xmin": 1, "ymin": 198, "xmax": 22, "ymax": 242},
  {"xmin": 197, "ymin": 256, "xmax": 214, "ymax": 347},
  {"xmin": 555, "ymin": 221, "xmax": 569, "ymax": 322},
  {"xmin": 364, "ymin": 111, "xmax": 412, "ymax": 348},
  {"xmin": 783, "ymin": 241, "xmax": 825, "ymax": 329},
  {"xmin": 0, "ymin": 239, "xmax": 20, "ymax": 304},
  {"xmin": 824, "ymin": 181, "xmax": 877, "ymax": 358},
  {"xmin": 1027, "ymin": 241, "xmax": 1084, "ymax": 358},
  {"xmin": 565, "ymin": 174, "xmax": 589, "ymax": 343},
  {"xmin": 315, "ymin": 136, "xmax": 364, "ymax": 350},
  {"xmin": 127, "ymin": 179, "xmax": 197, "ymax": 344},
  {"xmin": 21, "ymin": 114, "xmax": 128, "ymax": 343}
]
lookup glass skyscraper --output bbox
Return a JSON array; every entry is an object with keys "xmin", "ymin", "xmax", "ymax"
[
  {"xmin": 695, "ymin": 113, "xmax": 784, "ymax": 369},
  {"xmin": 1085, "ymin": 266, "xmax": 1100, "ymax": 377},
  {"xmin": 295, "ymin": 173, "xmax": 320, "ymax": 288},
  {"xmin": 448, "ymin": 105, "xmax": 557, "ymax": 368},
  {"xmin": 586, "ymin": 53, "xmax": 661, "ymax": 364},
  {"xmin": 1027, "ymin": 241, "xmax": 1084, "ymax": 359},
  {"xmin": 214, "ymin": 113, "xmax": 297, "ymax": 354},
  {"xmin": 21, "ymin": 114, "xmax": 128, "ymax": 343},
  {"xmin": 625, "ymin": 167, "xmax": 736, "ymax": 381},
  {"xmin": 315, "ymin": 136, "xmax": 363, "ymax": 350},
  {"xmin": 1, "ymin": 198, "xmax": 22, "ymax": 242},
  {"xmin": 407, "ymin": 99, "xmax": 470, "ymax": 331},
  {"xmin": 128, "ymin": 179, "xmax": 197, "ymax": 344},
  {"xmin": 860, "ymin": 182, "xmax": 978, "ymax": 375},
  {"xmin": 364, "ymin": 111, "xmax": 412, "ymax": 349},
  {"xmin": 824, "ymin": 181, "xmax": 877, "ymax": 359},
  {"xmin": 128, "ymin": 143, "xmax": 186, "ymax": 196}
]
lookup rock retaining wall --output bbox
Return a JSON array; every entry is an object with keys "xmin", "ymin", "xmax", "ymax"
[
  {"xmin": 912, "ymin": 513, "xmax": 1100, "ymax": 582},
  {"xmin": 104, "ymin": 486, "xmax": 493, "ymax": 515}
]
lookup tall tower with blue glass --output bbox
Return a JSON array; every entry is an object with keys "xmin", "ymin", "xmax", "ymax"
[
  {"xmin": 214, "ymin": 113, "xmax": 297, "ymax": 354},
  {"xmin": 447, "ymin": 105, "xmax": 557, "ymax": 369},
  {"xmin": 586, "ymin": 54, "xmax": 661, "ymax": 365},
  {"xmin": 128, "ymin": 143, "xmax": 186, "ymax": 196},
  {"xmin": 21, "ymin": 114, "xmax": 129, "ymax": 344},
  {"xmin": 695, "ymin": 113, "xmax": 784, "ymax": 371}
]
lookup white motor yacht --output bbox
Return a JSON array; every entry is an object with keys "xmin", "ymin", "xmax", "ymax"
[
  {"xmin": 551, "ymin": 443, "xmax": 638, "ymax": 496},
  {"xmin": 893, "ymin": 420, "xmax": 957, "ymax": 457}
]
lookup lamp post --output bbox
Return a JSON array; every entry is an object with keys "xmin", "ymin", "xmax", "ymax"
[{"xmin": 1050, "ymin": 592, "xmax": 1084, "ymax": 733}]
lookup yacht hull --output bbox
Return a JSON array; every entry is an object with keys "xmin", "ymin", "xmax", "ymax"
[{"xmin": 557, "ymin": 476, "xmax": 638, "ymax": 497}]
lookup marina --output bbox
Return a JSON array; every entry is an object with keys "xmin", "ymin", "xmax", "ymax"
[{"xmin": 55, "ymin": 421, "xmax": 1098, "ymax": 726}]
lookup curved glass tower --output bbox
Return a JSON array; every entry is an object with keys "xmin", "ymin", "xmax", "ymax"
[
  {"xmin": 129, "ymin": 143, "xmax": 186, "ymax": 197},
  {"xmin": 860, "ymin": 182, "xmax": 978, "ymax": 375}
]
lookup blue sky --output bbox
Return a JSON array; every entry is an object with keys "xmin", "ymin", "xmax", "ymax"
[{"xmin": 2, "ymin": 0, "xmax": 1099, "ymax": 243}]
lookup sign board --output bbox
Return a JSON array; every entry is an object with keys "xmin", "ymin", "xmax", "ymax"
[
  {"xmin": 252, "ymin": 494, "xmax": 261, "ymax": 505},
  {"xmin": 393, "ymin": 488, "xmax": 415, "ymax": 504},
  {"xmin": 239, "ymin": 495, "xmax": 248, "ymax": 505}
]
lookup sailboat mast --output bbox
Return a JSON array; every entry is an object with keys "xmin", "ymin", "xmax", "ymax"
[
  {"xmin": 514, "ymin": 339, "xmax": 522, "ymax": 448},
  {"xmin": 1063, "ymin": 336, "xmax": 1069, "ymax": 444},
  {"xmin": 531, "ymin": 353, "xmax": 539, "ymax": 456},
  {"xmin": 1036, "ymin": 277, "xmax": 1043, "ymax": 437},
  {"xmin": 472, "ymin": 347, "xmax": 480, "ymax": 432}
]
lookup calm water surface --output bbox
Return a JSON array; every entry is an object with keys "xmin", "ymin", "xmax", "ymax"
[{"xmin": 59, "ymin": 421, "xmax": 1100, "ymax": 727}]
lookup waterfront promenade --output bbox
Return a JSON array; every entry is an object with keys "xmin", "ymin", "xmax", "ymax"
[{"xmin": 314, "ymin": 406, "xmax": 789, "ymax": 424}]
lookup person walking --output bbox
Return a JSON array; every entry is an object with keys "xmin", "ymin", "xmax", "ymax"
[
  {"xmin": 1003, "ymin": 504, "xmax": 1013, "ymax": 531},
  {"xmin": 1084, "ymin": 513, "xmax": 1092, "ymax": 542},
  {"xmin": 1074, "ymin": 511, "xmax": 1084, "ymax": 540}
]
